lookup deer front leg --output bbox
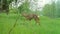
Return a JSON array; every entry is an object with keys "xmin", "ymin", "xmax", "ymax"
[{"xmin": 35, "ymin": 19, "xmax": 40, "ymax": 25}]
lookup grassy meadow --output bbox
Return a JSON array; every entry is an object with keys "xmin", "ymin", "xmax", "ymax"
[{"xmin": 0, "ymin": 13, "xmax": 60, "ymax": 34}]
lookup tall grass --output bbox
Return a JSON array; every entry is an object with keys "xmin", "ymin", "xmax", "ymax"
[{"xmin": 0, "ymin": 13, "xmax": 60, "ymax": 34}]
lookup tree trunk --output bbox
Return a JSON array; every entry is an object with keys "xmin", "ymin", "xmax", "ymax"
[{"xmin": 2, "ymin": 0, "xmax": 9, "ymax": 15}]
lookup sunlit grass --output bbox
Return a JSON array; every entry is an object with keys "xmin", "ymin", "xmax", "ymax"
[{"xmin": 0, "ymin": 13, "xmax": 60, "ymax": 34}]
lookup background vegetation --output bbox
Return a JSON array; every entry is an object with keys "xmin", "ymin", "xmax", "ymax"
[{"xmin": 0, "ymin": 0, "xmax": 60, "ymax": 34}]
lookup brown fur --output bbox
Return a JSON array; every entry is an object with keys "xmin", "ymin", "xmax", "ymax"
[{"xmin": 22, "ymin": 12, "xmax": 40, "ymax": 25}]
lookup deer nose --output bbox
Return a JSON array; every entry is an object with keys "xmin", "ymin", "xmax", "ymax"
[{"xmin": 38, "ymin": 16, "xmax": 40, "ymax": 17}]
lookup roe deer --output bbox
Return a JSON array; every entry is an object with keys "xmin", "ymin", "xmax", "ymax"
[{"xmin": 21, "ymin": 12, "xmax": 40, "ymax": 25}]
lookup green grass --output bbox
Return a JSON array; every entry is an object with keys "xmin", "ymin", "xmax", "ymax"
[{"xmin": 0, "ymin": 13, "xmax": 60, "ymax": 34}]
